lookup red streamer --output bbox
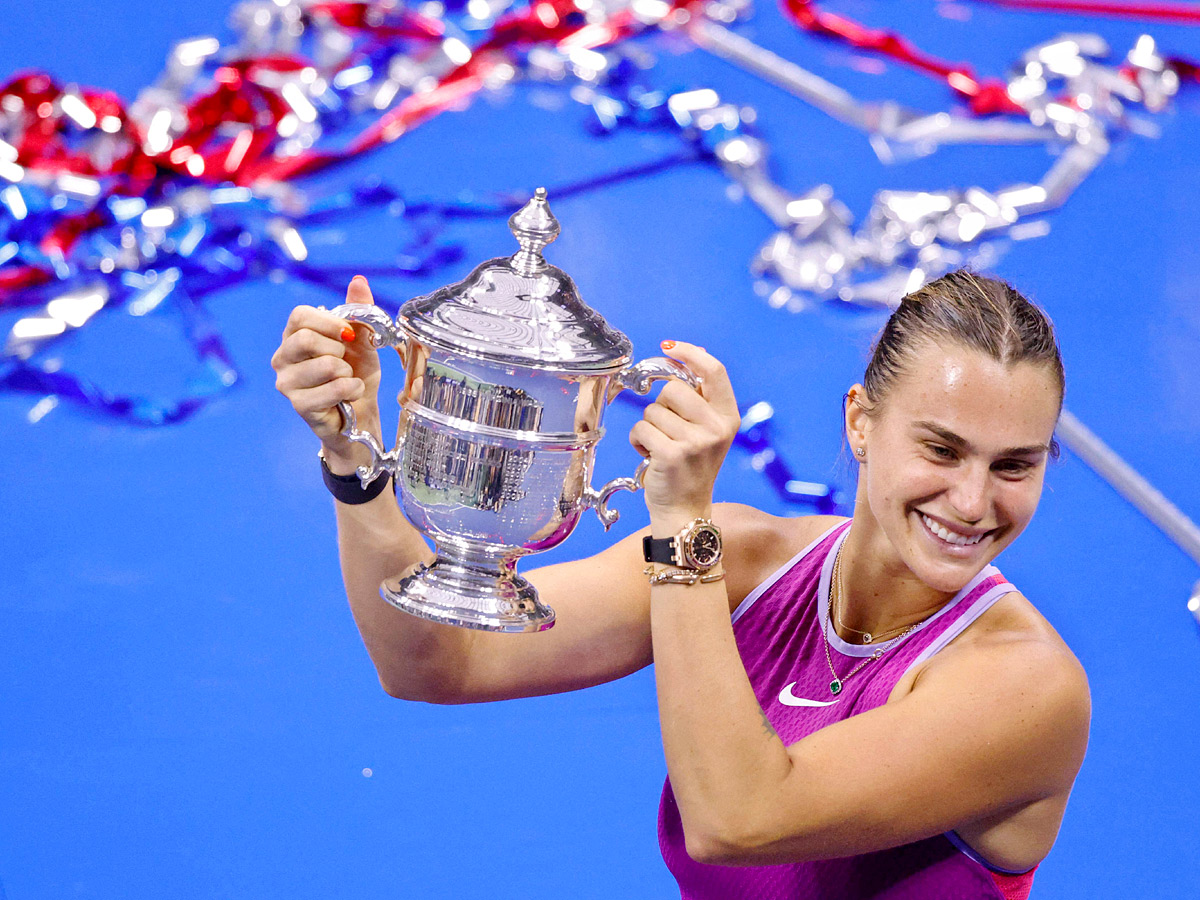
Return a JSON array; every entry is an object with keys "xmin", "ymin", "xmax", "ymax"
[
  {"xmin": 778, "ymin": 0, "xmax": 1026, "ymax": 114},
  {"xmin": 778, "ymin": 0, "xmax": 1200, "ymax": 111},
  {"xmin": 306, "ymin": 2, "xmax": 446, "ymax": 39},
  {"xmin": 0, "ymin": 266, "xmax": 54, "ymax": 298},
  {"xmin": 972, "ymin": 0, "xmax": 1200, "ymax": 23}
]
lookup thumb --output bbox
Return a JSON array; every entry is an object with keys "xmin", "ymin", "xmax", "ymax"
[
  {"xmin": 340, "ymin": 275, "xmax": 389, "ymax": 369},
  {"xmin": 345, "ymin": 274, "xmax": 375, "ymax": 306}
]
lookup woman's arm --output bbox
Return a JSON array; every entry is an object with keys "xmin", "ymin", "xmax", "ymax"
[
  {"xmin": 273, "ymin": 280, "xmax": 467, "ymax": 702},
  {"xmin": 276, "ymin": 283, "xmax": 662, "ymax": 703}
]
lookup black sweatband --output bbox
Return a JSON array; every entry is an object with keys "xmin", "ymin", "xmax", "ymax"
[{"xmin": 319, "ymin": 450, "xmax": 391, "ymax": 504}]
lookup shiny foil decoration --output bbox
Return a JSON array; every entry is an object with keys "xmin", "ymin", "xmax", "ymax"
[
  {"xmin": 721, "ymin": 26, "xmax": 1197, "ymax": 309},
  {"xmin": 0, "ymin": 0, "xmax": 695, "ymax": 424},
  {"xmin": 0, "ymin": 0, "xmax": 1197, "ymax": 507}
]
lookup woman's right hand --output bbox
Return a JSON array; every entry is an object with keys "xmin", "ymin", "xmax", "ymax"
[{"xmin": 271, "ymin": 275, "xmax": 383, "ymax": 456}]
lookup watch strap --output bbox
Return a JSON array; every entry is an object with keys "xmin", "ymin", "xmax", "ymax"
[
  {"xmin": 319, "ymin": 450, "xmax": 391, "ymax": 504},
  {"xmin": 642, "ymin": 535, "xmax": 677, "ymax": 565}
]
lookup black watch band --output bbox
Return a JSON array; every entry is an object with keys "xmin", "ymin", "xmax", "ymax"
[
  {"xmin": 319, "ymin": 451, "xmax": 391, "ymax": 504},
  {"xmin": 642, "ymin": 535, "xmax": 678, "ymax": 565}
]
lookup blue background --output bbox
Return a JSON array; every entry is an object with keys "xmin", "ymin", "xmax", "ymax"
[{"xmin": 1, "ymin": 1, "xmax": 1198, "ymax": 897}]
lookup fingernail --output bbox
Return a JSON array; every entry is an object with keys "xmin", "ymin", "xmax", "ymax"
[
  {"xmin": 661, "ymin": 340, "xmax": 676, "ymax": 350},
  {"xmin": 341, "ymin": 326, "xmax": 356, "ymax": 342},
  {"xmin": 351, "ymin": 274, "xmax": 366, "ymax": 283}
]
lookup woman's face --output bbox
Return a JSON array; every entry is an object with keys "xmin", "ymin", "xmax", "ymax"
[{"xmin": 847, "ymin": 341, "xmax": 1062, "ymax": 594}]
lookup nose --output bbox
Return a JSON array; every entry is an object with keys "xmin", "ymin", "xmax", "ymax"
[{"xmin": 946, "ymin": 462, "xmax": 990, "ymax": 525}]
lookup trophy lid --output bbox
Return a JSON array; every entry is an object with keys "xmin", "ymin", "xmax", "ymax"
[{"xmin": 400, "ymin": 188, "xmax": 633, "ymax": 372}]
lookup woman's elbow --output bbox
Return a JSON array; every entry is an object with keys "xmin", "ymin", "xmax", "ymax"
[
  {"xmin": 684, "ymin": 816, "xmax": 824, "ymax": 867},
  {"xmin": 685, "ymin": 830, "xmax": 735, "ymax": 866},
  {"xmin": 683, "ymin": 822, "xmax": 769, "ymax": 866},
  {"xmin": 376, "ymin": 668, "xmax": 467, "ymax": 704}
]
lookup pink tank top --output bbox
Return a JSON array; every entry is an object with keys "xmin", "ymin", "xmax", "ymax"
[{"xmin": 659, "ymin": 521, "xmax": 1038, "ymax": 900}]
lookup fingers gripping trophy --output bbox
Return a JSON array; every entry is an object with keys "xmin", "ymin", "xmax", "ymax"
[{"xmin": 320, "ymin": 189, "xmax": 697, "ymax": 633}]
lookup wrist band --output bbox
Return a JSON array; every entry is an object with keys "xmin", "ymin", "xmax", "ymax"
[{"xmin": 319, "ymin": 449, "xmax": 391, "ymax": 504}]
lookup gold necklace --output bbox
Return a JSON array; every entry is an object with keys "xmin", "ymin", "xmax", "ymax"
[
  {"xmin": 821, "ymin": 539, "xmax": 925, "ymax": 696},
  {"xmin": 831, "ymin": 591, "xmax": 913, "ymax": 645}
]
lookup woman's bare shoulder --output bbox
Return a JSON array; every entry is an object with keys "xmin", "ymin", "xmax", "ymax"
[
  {"xmin": 712, "ymin": 504, "xmax": 847, "ymax": 608},
  {"xmin": 961, "ymin": 589, "xmax": 1084, "ymax": 666},
  {"xmin": 906, "ymin": 589, "xmax": 1089, "ymax": 722}
]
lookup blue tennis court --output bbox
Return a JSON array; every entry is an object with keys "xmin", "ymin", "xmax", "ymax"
[{"xmin": 1, "ymin": 1, "xmax": 1198, "ymax": 897}]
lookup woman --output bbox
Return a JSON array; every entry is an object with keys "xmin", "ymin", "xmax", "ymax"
[{"xmin": 271, "ymin": 269, "xmax": 1090, "ymax": 899}]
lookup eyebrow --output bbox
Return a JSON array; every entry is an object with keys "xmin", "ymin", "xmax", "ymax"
[{"xmin": 913, "ymin": 421, "xmax": 1050, "ymax": 458}]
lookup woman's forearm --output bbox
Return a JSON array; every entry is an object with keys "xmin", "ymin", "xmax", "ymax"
[
  {"xmin": 636, "ymin": 334, "xmax": 799, "ymax": 860},
  {"xmin": 651, "ymin": 580, "xmax": 796, "ymax": 860},
  {"xmin": 323, "ymin": 419, "xmax": 468, "ymax": 703}
]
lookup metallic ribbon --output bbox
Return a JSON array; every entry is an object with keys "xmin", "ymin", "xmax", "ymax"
[{"xmin": 2, "ymin": 0, "xmax": 1199, "ymax": 517}]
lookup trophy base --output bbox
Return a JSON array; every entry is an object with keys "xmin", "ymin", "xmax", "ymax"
[{"xmin": 381, "ymin": 553, "xmax": 555, "ymax": 633}]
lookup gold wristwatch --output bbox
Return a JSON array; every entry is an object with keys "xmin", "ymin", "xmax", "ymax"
[{"xmin": 642, "ymin": 518, "xmax": 723, "ymax": 570}]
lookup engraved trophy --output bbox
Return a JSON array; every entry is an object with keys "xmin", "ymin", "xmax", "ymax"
[{"xmin": 329, "ymin": 188, "xmax": 697, "ymax": 633}]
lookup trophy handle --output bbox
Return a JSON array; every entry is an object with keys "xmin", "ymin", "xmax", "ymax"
[
  {"xmin": 609, "ymin": 355, "xmax": 701, "ymax": 399},
  {"xmin": 325, "ymin": 302, "xmax": 408, "ymax": 488},
  {"xmin": 586, "ymin": 356, "xmax": 703, "ymax": 529}
]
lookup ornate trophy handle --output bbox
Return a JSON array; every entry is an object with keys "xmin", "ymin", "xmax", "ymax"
[
  {"xmin": 611, "ymin": 355, "xmax": 700, "ymax": 397},
  {"xmin": 585, "ymin": 357, "xmax": 703, "ymax": 529},
  {"xmin": 325, "ymin": 302, "xmax": 408, "ymax": 488}
]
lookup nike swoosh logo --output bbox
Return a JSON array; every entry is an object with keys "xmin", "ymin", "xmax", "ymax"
[{"xmin": 778, "ymin": 681, "xmax": 841, "ymax": 707}]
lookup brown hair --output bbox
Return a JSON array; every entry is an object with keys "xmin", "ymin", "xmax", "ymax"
[{"xmin": 864, "ymin": 269, "xmax": 1064, "ymax": 407}]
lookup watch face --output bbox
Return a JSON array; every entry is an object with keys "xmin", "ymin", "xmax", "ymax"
[{"xmin": 686, "ymin": 524, "xmax": 722, "ymax": 568}]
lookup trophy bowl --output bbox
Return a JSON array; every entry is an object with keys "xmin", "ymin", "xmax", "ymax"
[{"xmin": 329, "ymin": 189, "xmax": 697, "ymax": 633}]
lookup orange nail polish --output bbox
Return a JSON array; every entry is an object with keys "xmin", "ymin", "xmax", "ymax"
[
  {"xmin": 661, "ymin": 339, "xmax": 676, "ymax": 350},
  {"xmin": 341, "ymin": 326, "xmax": 356, "ymax": 342}
]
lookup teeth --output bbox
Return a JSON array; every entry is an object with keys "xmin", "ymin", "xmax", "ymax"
[{"xmin": 922, "ymin": 514, "xmax": 985, "ymax": 546}]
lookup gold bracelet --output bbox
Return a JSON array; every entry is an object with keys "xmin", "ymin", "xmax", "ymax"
[{"xmin": 644, "ymin": 565, "xmax": 726, "ymax": 586}]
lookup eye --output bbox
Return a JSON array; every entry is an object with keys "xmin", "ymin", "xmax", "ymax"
[
  {"xmin": 925, "ymin": 443, "xmax": 957, "ymax": 461},
  {"xmin": 992, "ymin": 459, "xmax": 1035, "ymax": 478}
]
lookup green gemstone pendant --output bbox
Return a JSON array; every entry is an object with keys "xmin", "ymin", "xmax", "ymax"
[{"xmin": 829, "ymin": 679, "xmax": 843, "ymax": 695}]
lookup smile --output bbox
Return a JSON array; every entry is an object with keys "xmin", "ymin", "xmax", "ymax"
[{"xmin": 919, "ymin": 513, "xmax": 989, "ymax": 547}]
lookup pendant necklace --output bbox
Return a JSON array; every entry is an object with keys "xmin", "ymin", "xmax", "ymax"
[
  {"xmin": 821, "ymin": 538, "xmax": 928, "ymax": 696},
  {"xmin": 832, "ymin": 598, "xmax": 913, "ymax": 645}
]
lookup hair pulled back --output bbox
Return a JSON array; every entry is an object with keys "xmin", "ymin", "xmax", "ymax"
[{"xmin": 863, "ymin": 270, "xmax": 1065, "ymax": 413}]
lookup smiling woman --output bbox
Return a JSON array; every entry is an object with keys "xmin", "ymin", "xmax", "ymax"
[
  {"xmin": 273, "ymin": 268, "xmax": 1089, "ymax": 900},
  {"xmin": 649, "ymin": 271, "xmax": 1087, "ymax": 899}
]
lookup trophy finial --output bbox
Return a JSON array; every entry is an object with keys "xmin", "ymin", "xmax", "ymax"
[{"xmin": 509, "ymin": 187, "xmax": 560, "ymax": 276}]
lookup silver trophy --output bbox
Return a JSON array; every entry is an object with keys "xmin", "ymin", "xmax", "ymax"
[{"xmin": 330, "ymin": 188, "xmax": 698, "ymax": 633}]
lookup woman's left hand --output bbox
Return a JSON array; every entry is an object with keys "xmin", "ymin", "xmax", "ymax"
[{"xmin": 629, "ymin": 341, "xmax": 742, "ymax": 531}]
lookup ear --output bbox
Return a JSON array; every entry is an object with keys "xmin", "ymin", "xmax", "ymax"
[{"xmin": 845, "ymin": 384, "xmax": 871, "ymax": 453}]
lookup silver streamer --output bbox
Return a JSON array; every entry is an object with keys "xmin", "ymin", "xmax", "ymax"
[{"xmin": 690, "ymin": 16, "xmax": 1185, "ymax": 310}]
